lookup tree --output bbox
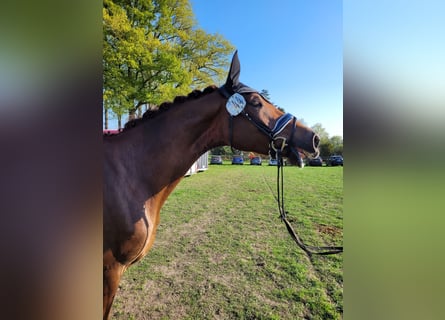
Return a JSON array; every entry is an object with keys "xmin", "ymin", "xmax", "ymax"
[
  {"xmin": 210, "ymin": 146, "xmax": 232, "ymax": 156},
  {"xmin": 103, "ymin": 0, "xmax": 234, "ymax": 128},
  {"xmin": 260, "ymin": 89, "xmax": 271, "ymax": 100},
  {"xmin": 319, "ymin": 141, "xmax": 334, "ymax": 158},
  {"xmin": 329, "ymin": 135, "xmax": 343, "ymax": 155}
]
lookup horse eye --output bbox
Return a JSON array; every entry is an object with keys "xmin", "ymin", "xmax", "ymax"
[{"xmin": 252, "ymin": 99, "xmax": 262, "ymax": 107}]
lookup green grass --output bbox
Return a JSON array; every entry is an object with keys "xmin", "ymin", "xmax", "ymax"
[{"xmin": 112, "ymin": 165, "xmax": 343, "ymax": 319}]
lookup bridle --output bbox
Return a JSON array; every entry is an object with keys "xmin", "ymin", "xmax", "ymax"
[
  {"xmin": 219, "ymin": 86, "xmax": 343, "ymax": 257},
  {"xmin": 219, "ymin": 86, "xmax": 303, "ymax": 165}
]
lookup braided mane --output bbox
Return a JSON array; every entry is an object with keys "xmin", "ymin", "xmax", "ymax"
[{"xmin": 104, "ymin": 85, "xmax": 218, "ymax": 135}]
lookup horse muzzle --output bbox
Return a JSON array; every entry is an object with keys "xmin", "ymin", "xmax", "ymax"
[{"xmin": 282, "ymin": 130, "xmax": 320, "ymax": 167}]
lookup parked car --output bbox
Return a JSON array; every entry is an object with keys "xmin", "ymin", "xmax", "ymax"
[
  {"xmin": 231, "ymin": 155, "xmax": 244, "ymax": 165},
  {"xmin": 327, "ymin": 155, "xmax": 343, "ymax": 166},
  {"xmin": 210, "ymin": 155, "xmax": 223, "ymax": 165},
  {"xmin": 250, "ymin": 156, "xmax": 262, "ymax": 165},
  {"xmin": 268, "ymin": 158, "xmax": 287, "ymax": 166},
  {"xmin": 308, "ymin": 156, "xmax": 323, "ymax": 166}
]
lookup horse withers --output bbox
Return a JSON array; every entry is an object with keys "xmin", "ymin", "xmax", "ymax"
[{"xmin": 103, "ymin": 51, "xmax": 319, "ymax": 319}]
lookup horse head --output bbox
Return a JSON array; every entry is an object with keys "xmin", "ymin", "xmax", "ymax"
[{"xmin": 219, "ymin": 51, "xmax": 320, "ymax": 166}]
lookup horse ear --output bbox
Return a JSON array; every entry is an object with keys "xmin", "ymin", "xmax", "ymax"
[{"xmin": 225, "ymin": 50, "xmax": 241, "ymax": 90}]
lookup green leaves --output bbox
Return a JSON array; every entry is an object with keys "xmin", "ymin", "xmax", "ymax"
[{"xmin": 103, "ymin": 0, "xmax": 234, "ymax": 127}]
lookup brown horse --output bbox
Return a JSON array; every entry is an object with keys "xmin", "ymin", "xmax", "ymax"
[{"xmin": 103, "ymin": 52, "xmax": 320, "ymax": 319}]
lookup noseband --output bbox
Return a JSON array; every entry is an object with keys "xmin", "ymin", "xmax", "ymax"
[
  {"xmin": 242, "ymin": 111, "xmax": 302, "ymax": 165},
  {"xmin": 219, "ymin": 86, "xmax": 303, "ymax": 165}
]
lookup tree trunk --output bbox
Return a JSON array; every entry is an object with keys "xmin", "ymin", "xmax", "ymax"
[{"xmin": 104, "ymin": 108, "xmax": 109, "ymax": 129}]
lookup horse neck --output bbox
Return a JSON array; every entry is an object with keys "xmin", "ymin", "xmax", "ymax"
[
  {"xmin": 159, "ymin": 91, "xmax": 228, "ymax": 164},
  {"xmin": 115, "ymin": 91, "xmax": 228, "ymax": 189}
]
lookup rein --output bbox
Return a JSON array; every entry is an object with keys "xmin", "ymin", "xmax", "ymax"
[{"xmin": 275, "ymin": 150, "xmax": 343, "ymax": 257}]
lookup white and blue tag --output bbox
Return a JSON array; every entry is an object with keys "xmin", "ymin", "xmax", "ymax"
[{"xmin": 226, "ymin": 93, "xmax": 246, "ymax": 116}]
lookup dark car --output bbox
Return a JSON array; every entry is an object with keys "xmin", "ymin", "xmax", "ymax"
[
  {"xmin": 327, "ymin": 155, "xmax": 343, "ymax": 166},
  {"xmin": 210, "ymin": 155, "xmax": 223, "ymax": 165},
  {"xmin": 250, "ymin": 156, "xmax": 262, "ymax": 165},
  {"xmin": 308, "ymin": 156, "xmax": 323, "ymax": 166},
  {"xmin": 232, "ymin": 155, "xmax": 244, "ymax": 165}
]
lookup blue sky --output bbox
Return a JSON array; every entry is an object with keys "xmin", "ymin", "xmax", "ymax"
[{"xmin": 191, "ymin": 0, "xmax": 343, "ymax": 137}]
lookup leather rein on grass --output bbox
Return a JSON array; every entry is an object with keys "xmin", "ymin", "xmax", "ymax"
[{"xmin": 274, "ymin": 150, "xmax": 343, "ymax": 257}]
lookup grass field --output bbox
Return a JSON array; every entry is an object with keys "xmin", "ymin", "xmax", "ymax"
[{"xmin": 112, "ymin": 164, "xmax": 343, "ymax": 320}]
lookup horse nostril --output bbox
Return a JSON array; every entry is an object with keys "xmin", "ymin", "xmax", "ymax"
[{"xmin": 313, "ymin": 134, "xmax": 320, "ymax": 149}]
